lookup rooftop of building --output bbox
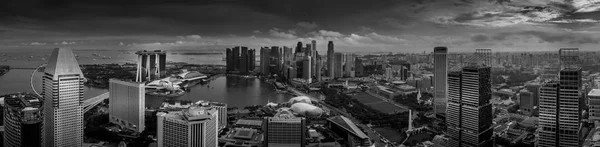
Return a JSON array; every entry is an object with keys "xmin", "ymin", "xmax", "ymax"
[
  {"xmin": 158, "ymin": 105, "xmax": 217, "ymax": 122},
  {"xmin": 589, "ymin": 89, "xmax": 600, "ymax": 96},
  {"xmin": 45, "ymin": 48, "xmax": 83, "ymax": 79},
  {"xmin": 2, "ymin": 93, "xmax": 42, "ymax": 111},
  {"xmin": 135, "ymin": 50, "xmax": 166, "ymax": 55},
  {"xmin": 327, "ymin": 115, "xmax": 369, "ymax": 140},
  {"xmin": 184, "ymin": 105, "xmax": 218, "ymax": 121},
  {"xmin": 235, "ymin": 119, "xmax": 263, "ymax": 127}
]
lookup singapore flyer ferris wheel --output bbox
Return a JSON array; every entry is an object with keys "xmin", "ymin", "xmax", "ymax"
[{"xmin": 30, "ymin": 63, "xmax": 46, "ymax": 98}]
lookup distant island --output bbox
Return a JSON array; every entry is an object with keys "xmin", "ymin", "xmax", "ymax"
[{"xmin": 0, "ymin": 65, "xmax": 10, "ymax": 76}]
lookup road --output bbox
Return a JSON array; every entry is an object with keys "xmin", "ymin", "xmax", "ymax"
[{"xmin": 287, "ymin": 87, "xmax": 393, "ymax": 147}]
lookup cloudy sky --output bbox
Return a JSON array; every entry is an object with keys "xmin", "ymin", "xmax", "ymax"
[{"xmin": 2, "ymin": 0, "xmax": 600, "ymax": 52}]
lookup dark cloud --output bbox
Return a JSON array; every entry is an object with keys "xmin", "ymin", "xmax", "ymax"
[
  {"xmin": 491, "ymin": 31, "xmax": 599, "ymax": 44},
  {"xmin": 471, "ymin": 35, "xmax": 489, "ymax": 42}
]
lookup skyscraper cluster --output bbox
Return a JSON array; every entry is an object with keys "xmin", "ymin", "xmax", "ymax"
[
  {"xmin": 226, "ymin": 46, "xmax": 256, "ymax": 74},
  {"xmin": 258, "ymin": 40, "xmax": 327, "ymax": 83}
]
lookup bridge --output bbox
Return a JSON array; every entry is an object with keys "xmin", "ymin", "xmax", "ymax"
[
  {"xmin": 83, "ymin": 92, "xmax": 109, "ymax": 112},
  {"xmin": 9, "ymin": 67, "xmax": 39, "ymax": 70}
]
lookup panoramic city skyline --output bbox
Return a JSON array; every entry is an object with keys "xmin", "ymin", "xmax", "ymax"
[{"xmin": 2, "ymin": 0, "xmax": 600, "ymax": 52}]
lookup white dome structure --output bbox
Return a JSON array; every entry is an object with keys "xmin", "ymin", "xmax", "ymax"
[
  {"xmin": 288, "ymin": 96, "xmax": 312, "ymax": 104},
  {"xmin": 290, "ymin": 103, "xmax": 323, "ymax": 118}
]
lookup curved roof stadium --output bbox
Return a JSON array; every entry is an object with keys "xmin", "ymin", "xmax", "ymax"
[
  {"xmin": 290, "ymin": 103, "xmax": 323, "ymax": 118},
  {"xmin": 288, "ymin": 96, "xmax": 312, "ymax": 104},
  {"xmin": 177, "ymin": 71, "xmax": 206, "ymax": 79}
]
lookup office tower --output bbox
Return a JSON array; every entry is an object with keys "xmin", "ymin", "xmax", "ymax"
[
  {"xmin": 519, "ymin": 90, "xmax": 534, "ymax": 116},
  {"xmin": 4, "ymin": 93, "xmax": 43, "ymax": 147},
  {"xmin": 260, "ymin": 47, "xmax": 271, "ymax": 75},
  {"xmin": 327, "ymin": 41, "xmax": 335, "ymax": 77},
  {"xmin": 42, "ymin": 48, "xmax": 84, "ymax": 147},
  {"xmin": 157, "ymin": 106, "xmax": 218, "ymax": 147},
  {"xmin": 538, "ymin": 48, "xmax": 582, "ymax": 147},
  {"xmin": 446, "ymin": 66, "xmax": 493, "ymax": 147},
  {"xmin": 525, "ymin": 83, "xmax": 541, "ymax": 107},
  {"xmin": 345, "ymin": 54, "xmax": 355, "ymax": 77},
  {"xmin": 226, "ymin": 48, "xmax": 233, "ymax": 72},
  {"xmin": 311, "ymin": 40, "xmax": 317, "ymax": 54},
  {"xmin": 135, "ymin": 50, "xmax": 167, "ymax": 82},
  {"xmin": 334, "ymin": 53, "xmax": 344, "ymax": 78},
  {"xmin": 206, "ymin": 102, "xmax": 227, "ymax": 129},
  {"xmin": 303, "ymin": 57, "xmax": 312, "ymax": 83},
  {"xmin": 355, "ymin": 58, "xmax": 364, "ymax": 77},
  {"xmin": 284, "ymin": 46, "xmax": 293, "ymax": 66},
  {"xmin": 385, "ymin": 67, "xmax": 392, "ymax": 79},
  {"xmin": 434, "ymin": 47, "xmax": 448, "ymax": 116},
  {"xmin": 316, "ymin": 56, "xmax": 322, "ymax": 81},
  {"xmin": 249, "ymin": 49, "xmax": 256, "ymax": 71},
  {"xmin": 270, "ymin": 46, "xmax": 281, "ymax": 75},
  {"xmin": 241, "ymin": 47, "xmax": 249, "ymax": 74},
  {"xmin": 109, "ymin": 79, "xmax": 146, "ymax": 132},
  {"xmin": 233, "ymin": 47, "xmax": 240, "ymax": 71},
  {"xmin": 538, "ymin": 81, "xmax": 560, "ymax": 147},
  {"xmin": 264, "ymin": 109, "xmax": 306, "ymax": 147},
  {"xmin": 296, "ymin": 42, "xmax": 303, "ymax": 53},
  {"xmin": 589, "ymin": 89, "xmax": 600, "ymax": 123}
]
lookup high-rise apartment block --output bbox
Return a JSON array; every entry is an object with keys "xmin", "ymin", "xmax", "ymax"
[
  {"xmin": 3, "ymin": 93, "xmax": 43, "ymax": 147},
  {"xmin": 43, "ymin": 48, "xmax": 85, "ymax": 147},
  {"xmin": 135, "ymin": 50, "xmax": 167, "ymax": 82},
  {"xmin": 157, "ymin": 106, "xmax": 219, "ymax": 147},
  {"xmin": 434, "ymin": 47, "xmax": 448, "ymax": 116},
  {"xmin": 109, "ymin": 79, "xmax": 146, "ymax": 132}
]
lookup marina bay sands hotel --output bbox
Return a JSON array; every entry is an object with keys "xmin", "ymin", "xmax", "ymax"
[{"xmin": 135, "ymin": 50, "xmax": 167, "ymax": 82}]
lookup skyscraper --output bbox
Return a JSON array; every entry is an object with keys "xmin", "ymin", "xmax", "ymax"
[
  {"xmin": 241, "ymin": 47, "xmax": 249, "ymax": 73},
  {"xmin": 525, "ymin": 83, "xmax": 541, "ymax": 107},
  {"xmin": 446, "ymin": 66, "xmax": 493, "ymax": 147},
  {"xmin": 264, "ymin": 109, "xmax": 306, "ymax": 147},
  {"xmin": 260, "ymin": 47, "xmax": 271, "ymax": 75},
  {"xmin": 345, "ymin": 54, "xmax": 355, "ymax": 77},
  {"xmin": 226, "ymin": 48, "xmax": 233, "ymax": 72},
  {"xmin": 43, "ymin": 48, "xmax": 84, "ymax": 147},
  {"xmin": 303, "ymin": 56, "xmax": 312, "ymax": 83},
  {"xmin": 538, "ymin": 48, "xmax": 582, "ymax": 147},
  {"xmin": 334, "ymin": 53, "xmax": 344, "ymax": 78},
  {"xmin": 233, "ymin": 47, "xmax": 240, "ymax": 71},
  {"xmin": 157, "ymin": 106, "xmax": 219, "ymax": 147},
  {"xmin": 434, "ymin": 47, "xmax": 448, "ymax": 116},
  {"xmin": 4, "ymin": 93, "xmax": 43, "ymax": 147},
  {"xmin": 589, "ymin": 89, "xmax": 600, "ymax": 123},
  {"xmin": 135, "ymin": 50, "xmax": 167, "ymax": 82},
  {"xmin": 355, "ymin": 58, "xmax": 364, "ymax": 76},
  {"xmin": 109, "ymin": 79, "xmax": 146, "ymax": 132},
  {"xmin": 519, "ymin": 90, "xmax": 534, "ymax": 116},
  {"xmin": 327, "ymin": 41, "xmax": 335, "ymax": 77}
]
